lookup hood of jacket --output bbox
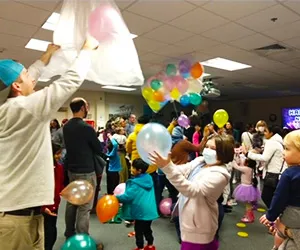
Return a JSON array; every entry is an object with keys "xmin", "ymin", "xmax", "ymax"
[{"xmin": 130, "ymin": 173, "xmax": 153, "ymax": 190}]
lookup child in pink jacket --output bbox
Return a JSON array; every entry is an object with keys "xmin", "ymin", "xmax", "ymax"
[{"xmin": 150, "ymin": 135, "xmax": 233, "ymax": 250}]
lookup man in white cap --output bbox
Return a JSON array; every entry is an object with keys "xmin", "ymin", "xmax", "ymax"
[{"xmin": 0, "ymin": 38, "xmax": 98, "ymax": 250}]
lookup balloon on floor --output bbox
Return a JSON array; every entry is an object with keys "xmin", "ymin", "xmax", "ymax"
[
  {"xmin": 61, "ymin": 234, "xmax": 97, "ymax": 250},
  {"xmin": 136, "ymin": 123, "xmax": 172, "ymax": 165},
  {"xmin": 142, "ymin": 60, "xmax": 205, "ymax": 112},
  {"xmin": 96, "ymin": 195, "xmax": 119, "ymax": 223},
  {"xmin": 60, "ymin": 180, "xmax": 94, "ymax": 206}
]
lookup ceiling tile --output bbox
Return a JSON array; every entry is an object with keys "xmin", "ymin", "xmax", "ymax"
[
  {"xmin": 33, "ymin": 29, "xmax": 53, "ymax": 42},
  {"xmin": 115, "ymin": 0, "xmax": 136, "ymax": 10},
  {"xmin": 140, "ymin": 53, "xmax": 177, "ymax": 64},
  {"xmin": 170, "ymin": 8, "xmax": 229, "ymax": 34},
  {"xmin": 283, "ymin": 36, "xmax": 300, "ymax": 49},
  {"xmin": 284, "ymin": 57, "xmax": 300, "ymax": 68},
  {"xmin": 237, "ymin": 4, "xmax": 300, "ymax": 32},
  {"xmin": 152, "ymin": 44, "xmax": 194, "ymax": 57},
  {"xmin": 122, "ymin": 11, "xmax": 162, "ymax": 35},
  {"xmin": 127, "ymin": 1, "xmax": 196, "ymax": 23},
  {"xmin": 229, "ymin": 33, "xmax": 276, "ymax": 50},
  {"xmin": 184, "ymin": 51, "xmax": 215, "ymax": 62},
  {"xmin": 14, "ymin": 0, "xmax": 61, "ymax": 11},
  {"xmin": 265, "ymin": 50, "xmax": 300, "ymax": 62},
  {"xmin": 133, "ymin": 36, "xmax": 167, "ymax": 53},
  {"xmin": 0, "ymin": 18, "xmax": 38, "ymax": 38},
  {"xmin": 263, "ymin": 20, "xmax": 300, "ymax": 41},
  {"xmin": 144, "ymin": 25, "xmax": 193, "ymax": 43},
  {"xmin": 185, "ymin": 0, "xmax": 209, "ymax": 7},
  {"xmin": 275, "ymin": 66, "xmax": 300, "ymax": 78},
  {"xmin": 0, "ymin": 33, "xmax": 29, "ymax": 50},
  {"xmin": 175, "ymin": 35, "xmax": 220, "ymax": 50},
  {"xmin": 202, "ymin": 22, "xmax": 254, "ymax": 43},
  {"xmin": 202, "ymin": 1, "xmax": 276, "ymax": 21},
  {"xmin": 282, "ymin": 1, "xmax": 300, "ymax": 15},
  {"xmin": 254, "ymin": 57, "xmax": 290, "ymax": 71},
  {"xmin": 0, "ymin": 1, "xmax": 50, "ymax": 26}
]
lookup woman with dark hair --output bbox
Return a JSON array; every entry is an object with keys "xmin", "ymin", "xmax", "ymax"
[
  {"xmin": 245, "ymin": 125, "xmax": 284, "ymax": 208},
  {"xmin": 50, "ymin": 119, "xmax": 60, "ymax": 138}
]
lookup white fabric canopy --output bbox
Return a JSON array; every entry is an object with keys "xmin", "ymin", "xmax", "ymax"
[{"xmin": 40, "ymin": 0, "xmax": 144, "ymax": 86}]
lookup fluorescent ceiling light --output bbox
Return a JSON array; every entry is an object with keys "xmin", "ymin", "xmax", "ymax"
[
  {"xmin": 25, "ymin": 38, "xmax": 51, "ymax": 52},
  {"xmin": 202, "ymin": 73, "xmax": 211, "ymax": 77},
  {"xmin": 42, "ymin": 12, "xmax": 138, "ymax": 39},
  {"xmin": 201, "ymin": 57, "xmax": 251, "ymax": 71},
  {"xmin": 102, "ymin": 86, "xmax": 136, "ymax": 91}
]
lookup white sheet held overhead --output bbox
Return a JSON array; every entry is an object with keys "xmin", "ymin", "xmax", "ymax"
[{"xmin": 40, "ymin": 0, "xmax": 144, "ymax": 86}]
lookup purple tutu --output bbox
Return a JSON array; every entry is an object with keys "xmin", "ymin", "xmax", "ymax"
[
  {"xmin": 181, "ymin": 239, "xmax": 219, "ymax": 250},
  {"xmin": 233, "ymin": 184, "xmax": 261, "ymax": 203}
]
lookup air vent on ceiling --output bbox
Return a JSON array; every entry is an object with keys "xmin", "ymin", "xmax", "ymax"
[{"xmin": 255, "ymin": 44, "xmax": 286, "ymax": 51}]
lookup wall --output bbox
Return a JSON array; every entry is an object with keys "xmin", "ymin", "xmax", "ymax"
[
  {"xmin": 209, "ymin": 95, "xmax": 300, "ymax": 126},
  {"xmin": 51, "ymin": 90, "xmax": 146, "ymax": 128}
]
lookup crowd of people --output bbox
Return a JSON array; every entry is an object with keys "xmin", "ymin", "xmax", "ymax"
[{"xmin": 1, "ymin": 40, "xmax": 300, "ymax": 250}]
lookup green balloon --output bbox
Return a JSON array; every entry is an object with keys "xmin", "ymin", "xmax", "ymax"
[
  {"xmin": 166, "ymin": 64, "xmax": 177, "ymax": 76},
  {"xmin": 189, "ymin": 93, "xmax": 202, "ymax": 106},
  {"xmin": 61, "ymin": 234, "xmax": 97, "ymax": 250},
  {"xmin": 150, "ymin": 79, "xmax": 162, "ymax": 90}
]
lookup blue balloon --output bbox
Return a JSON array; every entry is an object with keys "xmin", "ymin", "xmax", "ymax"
[
  {"xmin": 61, "ymin": 234, "xmax": 96, "ymax": 250},
  {"xmin": 137, "ymin": 123, "xmax": 172, "ymax": 164},
  {"xmin": 180, "ymin": 95, "xmax": 190, "ymax": 107}
]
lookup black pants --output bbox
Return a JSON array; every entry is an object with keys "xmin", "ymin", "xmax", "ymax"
[
  {"xmin": 134, "ymin": 220, "xmax": 154, "ymax": 248},
  {"xmin": 150, "ymin": 172, "xmax": 160, "ymax": 213},
  {"xmin": 262, "ymin": 184, "xmax": 276, "ymax": 208},
  {"xmin": 44, "ymin": 213, "xmax": 58, "ymax": 250},
  {"xmin": 92, "ymin": 175, "xmax": 103, "ymax": 209},
  {"xmin": 158, "ymin": 174, "xmax": 179, "ymax": 204},
  {"xmin": 107, "ymin": 171, "xmax": 119, "ymax": 195}
]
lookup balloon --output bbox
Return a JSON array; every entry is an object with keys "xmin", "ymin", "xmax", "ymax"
[
  {"xmin": 178, "ymin": 114, "xmax": 190, "ymax": 128},
  {"xmin": 150, "ymin": 79, "xmax": 163, "ymax": 91},
  {"xmin": 155, "ymin": 71, "xmax": 166, "ymax": 80},
  {"xmin": 148, "ymin": 100, "xmax": 161, "ymax": 112},
  {"xmin": 142, "ymin": 87, "xmax": 154, "ymax": 100},
  {"xmin": 213, "ymin": 109, "xmax": 229, "ymax": 128},
  {"xmin": 174, "ymin": 76, "xmax": 188, "ymax": 94},
  {"xmin": 187, "ymin": 79, "xmax": 203, "ymax": 93},
  {"xmin": 179, "ymin": 95, "xmax": 190, "ymax": 107},
  {"xmin": 166, "ymin": 64, "xmax": 177, "ymax": 76},
  {"xmin": 179, "ymin": 60, "xmax": 192, "ymax": 75},
  {"xmin": 113, "ymin": 183, "xmax": 126, "ymax": 196},
  {"xmin": 152, "ymin": 90, "xmax": 165, "ymax": 102},
  {"xmin": 62, "ymin": 234, "xmax": 96, "ymax": 250},
  {"xmin": 159, "ymin": 198, "xmax": 172, "ymax": 215},
  {"xmin": 60, "ymin": 180, "xmax": 94, "ymax": 206},
  {"xmin": 88, "ymin": 5, "xmax": 126, "ymax": 42},
  {"xmin": 189, "ymin": 93, "xmax": 202, "ymax": 106},
  {"xmin": 190, "ymin": 62, "xmax": 204, "ymax": 79},
  {"xmin": 146, "ymin": 76, "xmax": 156, "ymax": 86},
  {"xmin": 96, "ymin": 195, "xmax": 119, "ymax": 223},
  {"xmin": 170, "ymin": 88, "xmax": 180, "ymax": 100},
  {"xmin": 163, "ymin": 77, "xmax": 176, "ymax": 91},
  {"xmin": 136, "ymin": 123, "xmax": 172, "ymax": 164},
  {"xmin": 182, "ymin": 72, "xmax": 190, "ymax": 79}
]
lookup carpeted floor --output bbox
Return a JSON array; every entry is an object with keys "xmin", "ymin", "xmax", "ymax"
[{"xmin": 54, "ymin": 175, "xmax": 273, "ymax": 250}]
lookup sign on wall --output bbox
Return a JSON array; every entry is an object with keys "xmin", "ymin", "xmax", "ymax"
[
  {"xmin": 282, "ymin": 108, "xmax": 300, "ymax": 129},
  {"xmin": 108, "ymin": 104, "xmax": 134, "ymax": 118}
]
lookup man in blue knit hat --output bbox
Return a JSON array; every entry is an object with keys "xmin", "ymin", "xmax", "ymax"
[{"xmin": 0, "ymin": 38, "xmax": 98, "ymax": 250}]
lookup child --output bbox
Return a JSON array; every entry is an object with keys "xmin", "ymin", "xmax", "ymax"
[
  {"xmin": 107, "ymin": 135, "xmax": 122, "ymax": 194},
  {"xmin": 260, "ymin": 130, "xmax": 300, "ymax": 250},
  {"xmin": 233, "ymin": 157, "xmax": 261, "ymax": 223},
  {"xmin": 42, "ymin": 143, "xmax": 64, "ymax": 250},
  {"xmin": 116, "ymin": 159, "xmax": 158, "ymax": 250}
]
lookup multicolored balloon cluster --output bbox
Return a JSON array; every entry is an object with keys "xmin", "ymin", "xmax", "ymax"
[{"xmin": 142, "ymin": 60, "xmax": 205, "ymax": 112}]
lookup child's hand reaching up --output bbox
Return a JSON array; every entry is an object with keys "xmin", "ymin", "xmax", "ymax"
[{"xmin": 149, "ymin": 151, "xmax": 171, "ymax": 168}]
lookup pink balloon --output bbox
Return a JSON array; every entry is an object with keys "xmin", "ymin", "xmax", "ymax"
[
  {"xmin": 155, "ymin": 71, "xmax": 167, "ymax": 80},
  {"xmin": 159, "ymin": 198, "xmax": 172, "ymax": 215},
  {"xmin": 174, "ymin": 76, "xmax": 188, "ymax": 94},
  {"xmin": 163, "ymin": 76, "xmax": 176, "ymax": 91},
  {"xmin": 88, "ymin": 4, "xmax": 127, "ymax": 42},
  {"xmin": 113, "ymin": 183, "xmax": 126, "ymax": 196},
  {"xmin": 178, "ymin": 114, "xmax": 190, "ymax": 128}
]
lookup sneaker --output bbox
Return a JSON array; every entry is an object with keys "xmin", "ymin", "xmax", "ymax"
[
  {"xmin": 144, "ymin": 245, "xmax": 156, "ymax": 250},
  {"xmin": 128, "ymin": 231, "xmax": 136, "ymax": 237},
  {"xmin": 227, "ymin": 199, "xmax": 238, "ymax": 206}
]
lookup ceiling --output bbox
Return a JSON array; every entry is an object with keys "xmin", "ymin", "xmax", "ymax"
[{"xmin": 1, "ymin": 0, "xmax": 300, "ymax": 100}]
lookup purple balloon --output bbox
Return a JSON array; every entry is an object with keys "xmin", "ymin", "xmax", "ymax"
[
  {"xmin": 179, "ymin": 60, "xmax": 192, "ymax": 75},
  {"xmin": 178, "ymin": 114, "xmax": 190, "ymax": 128},
  {"xmin": 159, "ymin": 198, "xmax": 172, "ymax": 215}
]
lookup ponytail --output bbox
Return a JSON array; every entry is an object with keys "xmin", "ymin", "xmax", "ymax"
[{"xmin": 248, "ymin": 159, "xmax": 258, "ymax": 188}]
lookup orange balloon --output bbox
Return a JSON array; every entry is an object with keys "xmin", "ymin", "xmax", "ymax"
[
  {"xmin": 96, "ymin": 195, "xmax": 119, "ymax": 223},
  {"xmin": 190, "ymin": 62, "xmax": 204, "ymax": 79},
  {"xmin": 153, "ymin": 91, "xmax": 165, "ymax": 102}
]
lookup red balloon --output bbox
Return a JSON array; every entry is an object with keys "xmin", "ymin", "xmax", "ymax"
[{"xmin": 96, "ymin": 195, "xmax": 119, "ymax": 223}]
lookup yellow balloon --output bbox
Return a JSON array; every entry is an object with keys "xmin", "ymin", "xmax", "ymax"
[
  {"xmin": 148, "ymin": 100, "xmax": 160, "ymax": 112},
  {"xmin": 170, "ymin": 88, "xmax": 180, "ymax": 100},
  {"xmin": 213, "ymin": 109, "xmax": 229, "ymax": 128},
  {"xmin": 142, "ymin": 87, "xmax": 154, "ymax": 100}
]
